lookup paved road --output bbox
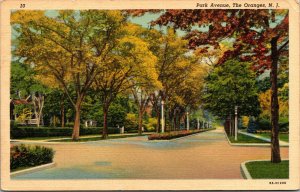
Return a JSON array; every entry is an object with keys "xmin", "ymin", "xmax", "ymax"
[{"xmin": 12, "ymin": 128, "xmax": 288, "ymax": 179}]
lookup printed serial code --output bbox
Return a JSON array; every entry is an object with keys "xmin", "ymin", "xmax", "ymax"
[{"xmin": 269, "ymin": 181, "xmax": 286, "ymax": 184}]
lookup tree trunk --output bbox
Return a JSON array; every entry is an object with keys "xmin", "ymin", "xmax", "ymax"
[
  {"xmin": 270, "ymin": 37, "xmax": 281, "ymax": 163},
  {"xmin": 61, "ymin": 94, "xmax": 65, "ymax": 128},
  {"xmin": 156, "ymin": 112, "xmax": 160, "ymax": 133},
  {"xmin": 102, "ymin": 107, "xmax": 109, "ymax": 139},
  {"xmin": 173, "ymin": 114, "xmax": 177, "ymax": 131},
  {"xmin": 72, "ymin": 105, "xmax": 81, "ymax": 140},
  {"xmin": 138, "ymin": 109, "xmax": 143, "ymax": 135}
]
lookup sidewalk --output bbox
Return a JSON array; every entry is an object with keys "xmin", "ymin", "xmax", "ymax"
[{"xmin": 238, "ymin": 131, "xmax": 289, "ymax": 146}]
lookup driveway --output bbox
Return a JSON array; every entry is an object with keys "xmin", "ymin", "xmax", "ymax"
[{"xmin": 12, "ymin": 128, "xmax": 289, "ymax": 179}]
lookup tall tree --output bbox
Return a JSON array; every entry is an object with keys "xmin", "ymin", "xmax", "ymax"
[
  {"xmin": 203, "ymin": 59, "xmax": 260, "ymax": 119},
  {"xmin": 12, "ymin": 10, "xmax": 126, "ymax": 140},
  {"xmin": 93, "ymin": 24, "xmax": 158, "ymax": 139}
]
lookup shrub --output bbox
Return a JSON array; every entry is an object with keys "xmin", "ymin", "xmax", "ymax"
[
  {"xmin": 10, "ymin": 120, "xmax": 18, "ymax": 129},
  {"xmin": 10, "ymin": 127, "xmax": 120, "ymax": 139},
  {"xmin": 247, "ymin": 117, "xmax": 258, "ymax": 133},
  {"xmin": 241, "ymin": 116, "xmax": 249, "ymax": 129},
  {"xmin": 65, "ymin": 122, "xmax": 74, "ymax": 128},
  {"xmin": 10, "ymin": 144, "xmax": 54, "ymax": 171},
  {"xmin": 256, "ymin": 117, "xmax": 289, "ymax": 132},
  {"xmin": 279, "ymin": 117, "xmax": 289, "ymax": 132},
  {"xmin": 143, "ymin": 117, "xmax": 157, "ymax": 132},
  {"xmin": 257, "ymin": 118, "xmax": 271, "ymax": 130}
]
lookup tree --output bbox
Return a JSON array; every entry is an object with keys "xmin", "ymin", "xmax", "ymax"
[
  {"xmin": 11, "ymin": 60, "xmax": 48, "ymax": 127},
  {"xmin": 203, "ymin": 59, "xmax": 260, "ymax": 120},
  {"xmin": 124, "ymin": 24, "xmax": 162, "ymax": 135},
  {"xmin": 131, "ymin": 9, "xmax": 288, "ymax": 163},
  {"xmin": 93, "ymin": 22, "xmax": 158, "ymax": 139},
  {"xmin": 146, "ymin": 28, "xmax": 194, "ymax": 131},
  {"xmin": 12, "ymin": 10, "xmax": 126, "ymax": 140}
]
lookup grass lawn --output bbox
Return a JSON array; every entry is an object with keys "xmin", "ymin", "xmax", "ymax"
[
  {"xmin": 228, "ymin": 133, "xmax": 269, "ymax": 143},
  {"xmin": 48, "ymin": 133, "xmax": 147, "ymax": 142},
  {"xmin": 255, "ymin": 133, "xmax": 289, "ymax": 142},
  {"xmin": 246, "ymin": 160, "xmax": 289, "ymax": 179}
]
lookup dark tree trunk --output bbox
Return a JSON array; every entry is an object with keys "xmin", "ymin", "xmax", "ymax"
[
  {"xmin": 102, "ymin": 106, "xmax": 109, "ymax": 139},
  {"xmin": 173, "ymin": 114, "xmax": 177, "ymax": 131},
  {"xmin": 138, "ymin": 109, "xmax": 143, "ymax": 135},
  {"xmin": 156, "ymin": 111, "xmax": 160, "ymax": 133},
  {"xmin": 270, "ymin": 37, "xmax": 281, "ymax": 163},
  {"xmin": 72, "ymin": 104, "xmax": 81, "ymax": 140},
  {"xmin": 61, "ymin": 94, "xmax": 65, "ymax": 128}
]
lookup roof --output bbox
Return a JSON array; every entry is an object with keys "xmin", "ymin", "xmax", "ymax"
[{"xmin": 11, "ymin": 99, "xmax": 31, "ymax": 105}]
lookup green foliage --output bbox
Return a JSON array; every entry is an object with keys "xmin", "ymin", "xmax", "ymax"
[
  {"xmin": 241, "ymin": 116, "xmax": 249, "ymax": 129},
  {"xmin": 203, "ymin": 59, "xmax": 260, "ymax": 118},
  {"xmin": 15, "ymin": 108, "xmax": 32, "ymax": 124},
  {"xmin": 279, "ymin": 117, "xmax": 289, "ymax": 132},
  {"xmin": 143, "ymin": 117, "xmax": 157, "ymax": 132},
  {"xmin": 10, "ymin": 61, "xmax": 46, "ymax": 98},
  {"xmin": 124, "ymin": 113, "xmax": 138, "ymax": 131},
  {"xmin": 10, "ymin": 144, "xmax": 54, "ymax": 171},
  {"xmin": 257, "ymin": 118, "xmax": 271, "ymax": 131},
  {"xmin": 247, "ymin": 117, "xmax": 258, "ymax": 133}
]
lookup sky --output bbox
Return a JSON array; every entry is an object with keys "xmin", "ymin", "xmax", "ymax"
[{"xmin": 44, "ymin": 10, "xmax": 189, "ymax": 36}]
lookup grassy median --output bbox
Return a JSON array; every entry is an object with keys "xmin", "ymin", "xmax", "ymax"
[{"xmin": 228, "ymin": 133, "xmax": 269, "ymax": 143}]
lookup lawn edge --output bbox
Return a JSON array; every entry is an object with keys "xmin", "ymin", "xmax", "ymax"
[
  {"xmin": 10, "ymin": 162, "xmax": 56, "ymax": 177},
  {"xmin": 238, "ymin": 131, "xmax": 289, "ymax": 147},
  {"xmin": 240, "ymin": 159, "xmax": 289, "ymax": 179},
  {"xmin": 224, "ymin": 130, "xmax": 270, "ymax": 147}
]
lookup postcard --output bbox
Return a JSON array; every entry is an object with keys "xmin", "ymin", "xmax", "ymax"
[{"xmin": 1, "ymin": 0, "xmax": 299, "ymax": 190}]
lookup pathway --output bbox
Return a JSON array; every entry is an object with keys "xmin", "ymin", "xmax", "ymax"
[{"xmin": 11, "ymin": 128, "xmax": 289, "ymax": 179}]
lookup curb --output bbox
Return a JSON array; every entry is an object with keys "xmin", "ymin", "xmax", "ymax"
[
  {"xmin": 10, "ymin": 162, "xmax": 56, "ymax": 177},
  {"xmin": 240, "ymin": 159, "xmax": 289, "ymax": 179},
  {"xmin": 224, "ymin": 130, "xmax": 288, "ymax": 147},
  {"xmin": 148, "ymin": 128, "xmax": 216, "ymax": 142},
  {"xmin": 11, "ymin": 134, "xmax": 154, "ymax": 144},
  {"xmin": 240, "ymin": 160, "xmax": 253, "ymax": 179}
]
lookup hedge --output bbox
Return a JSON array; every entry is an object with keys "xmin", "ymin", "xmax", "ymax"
[
  {"xmin": 148, "ymin": 128, "xmax": 215, "ymax": 140},
  {"xmin": 10, "ymin": 126, "xmax": 120, "ymax": 139},
  {"xmin": 10, "ymin": 144, "xmax": 54, "ymax": 171},
  {"xmin": 256, "ymin": 118, "xmax": 289, "ymax": 132}
]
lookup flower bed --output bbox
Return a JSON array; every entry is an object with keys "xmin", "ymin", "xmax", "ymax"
[
  {"xmin": 10, "ymin": 144, "xmax": 54, "ymax": 171},
  {"xmin": 148, "ymin": 128, "xmax": 214, "ymax": 140}
]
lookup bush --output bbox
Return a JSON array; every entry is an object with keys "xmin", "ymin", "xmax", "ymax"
[
  {"xmin": 256, "ymin": 117, "xmax": 289, "ymax": 132},
  {"xmin": 247, "ymin": 117, "xmax": 258, "ymax": 133},
  {"xmin": 65, "ymin": 122, "xmax": 74, "ymax": 128},
  {"xmin": 125, "ymin": 113, "xmax": 138, "ymax": 131},
  {"xmin": 10, "ymin": 127, "xmax": 120, "ymax": 139},
  {"xmin": 279, "ymin": 117, "xmax": 289, "ymax": 132},
  {"xmin": 10, "ymin": 144, "xmax": 54, "ymax": 171},
  {"xmin": 143, "ymin": 117, "xmax": 157, "ymax": 132},
  {"xmin": 241, "ymin": 116, "xmax": 249, "ymax": 129},
  {"xmin": 10, "ymin": 120, "xmax": 18, "ymax": 129},
  {"xmin": 257, "ymin": 118, "xmax": 271, "ymax": 130}
]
